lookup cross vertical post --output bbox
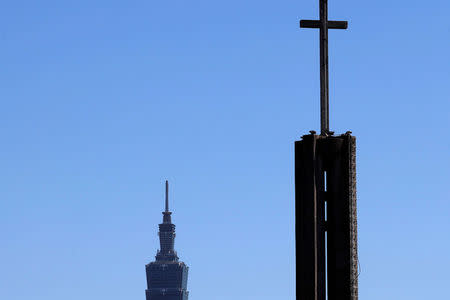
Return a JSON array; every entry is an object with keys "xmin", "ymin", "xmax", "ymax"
[
  {"xmin": 300, "ymin": 0, "xmax": 347, "ymax": 135},
  {"xmin": 320, "ymin": 0, "xmax": 329, "ymax": 134}
]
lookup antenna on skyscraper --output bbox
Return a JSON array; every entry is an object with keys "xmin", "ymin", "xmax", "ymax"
[{"xmin": 165, "ymin": 180, "xmax": 169, "ymax": 212}]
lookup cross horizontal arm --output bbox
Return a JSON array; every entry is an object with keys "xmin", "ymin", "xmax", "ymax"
[{"xmin": 300, "ymin": 20, "xmax": 348, "ymax": 29}]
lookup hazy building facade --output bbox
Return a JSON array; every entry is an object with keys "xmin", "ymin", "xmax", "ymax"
[{"xmin": 145, "ymin": 181, "xmax": 189, "ymax": 300}]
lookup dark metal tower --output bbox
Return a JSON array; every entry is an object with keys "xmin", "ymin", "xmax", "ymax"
[
  {"xmin": 296, "ymin": 1, "xmax": 358, "ymax": 299},
  {"xmin": 145, "ymin": 181, "xmax": 189, "ymax": 300}
]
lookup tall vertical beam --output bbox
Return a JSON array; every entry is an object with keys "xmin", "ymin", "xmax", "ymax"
[
  {"xmin": 323, "ymin": 134, "xmax": 357, "ymax": 299},
  {"xmin": 295, "ymin": 133, "xmax": 326, "ymax": 300}
]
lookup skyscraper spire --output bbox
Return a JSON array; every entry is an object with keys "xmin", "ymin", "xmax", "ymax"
[
  {"xmin": 157, "ymin": 181, "xmax": 176, "ymax": 261},
  {"xmin": 145, "ymin": 181, "xmax": 189, "ymax": 300},
  {"xmin": 162, "ymin": 180, "xmax": 172, "ymax": 224},
  {"xmin": 165, "ymin": 180, "xmax": 169, "ymax": 213}
]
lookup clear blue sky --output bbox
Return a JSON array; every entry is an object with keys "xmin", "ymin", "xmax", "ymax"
[{"xmin": 1, "ymin": 0, "xmax": 449, "ymax": 299}]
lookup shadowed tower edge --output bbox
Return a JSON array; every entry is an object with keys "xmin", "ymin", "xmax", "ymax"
[
  {"xmin": 296, "ymin": 0, "xmax": 358, "ymax": 299},
  {"xmin": 145, "ymin": 181, "xmax": 189, "ymax": 300}
]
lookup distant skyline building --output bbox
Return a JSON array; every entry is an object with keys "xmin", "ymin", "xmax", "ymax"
[{"xmin": 145, "ymin": 181, "xmax": 189, "ymax": 300}]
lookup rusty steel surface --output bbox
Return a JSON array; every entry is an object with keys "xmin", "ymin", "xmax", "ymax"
[{"xmin": 295, "ymin": 133, "xmax": 358, "ymax": 300}]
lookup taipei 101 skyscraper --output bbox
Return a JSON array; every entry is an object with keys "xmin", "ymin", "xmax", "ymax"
[{"xmin": 145, "ymin": 181, "xmax": 189, "ymax": 300}]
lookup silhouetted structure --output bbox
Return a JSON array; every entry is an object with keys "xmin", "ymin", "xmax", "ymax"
[
  {"xmin": 145, "ymin": 181, "xmax": 189, "ymax": 300},
  {"xmin": 296, "ymin": 1, "xmax": 358, "ymax": 299}
]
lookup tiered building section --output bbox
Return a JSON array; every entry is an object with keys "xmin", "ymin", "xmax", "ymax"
[{"xmin": 145, "ymin": 181, "xmax": 189, "ymax": 300}]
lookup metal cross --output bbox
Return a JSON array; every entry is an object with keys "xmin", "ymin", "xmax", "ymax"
[{"xmin": 300, "ymin": 0, "xmax": 348, "ymax": 135}]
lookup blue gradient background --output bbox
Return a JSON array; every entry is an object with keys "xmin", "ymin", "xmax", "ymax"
[{"xmin": 1, "ymin": 0, "xmax": 449, "ymax": 299}]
